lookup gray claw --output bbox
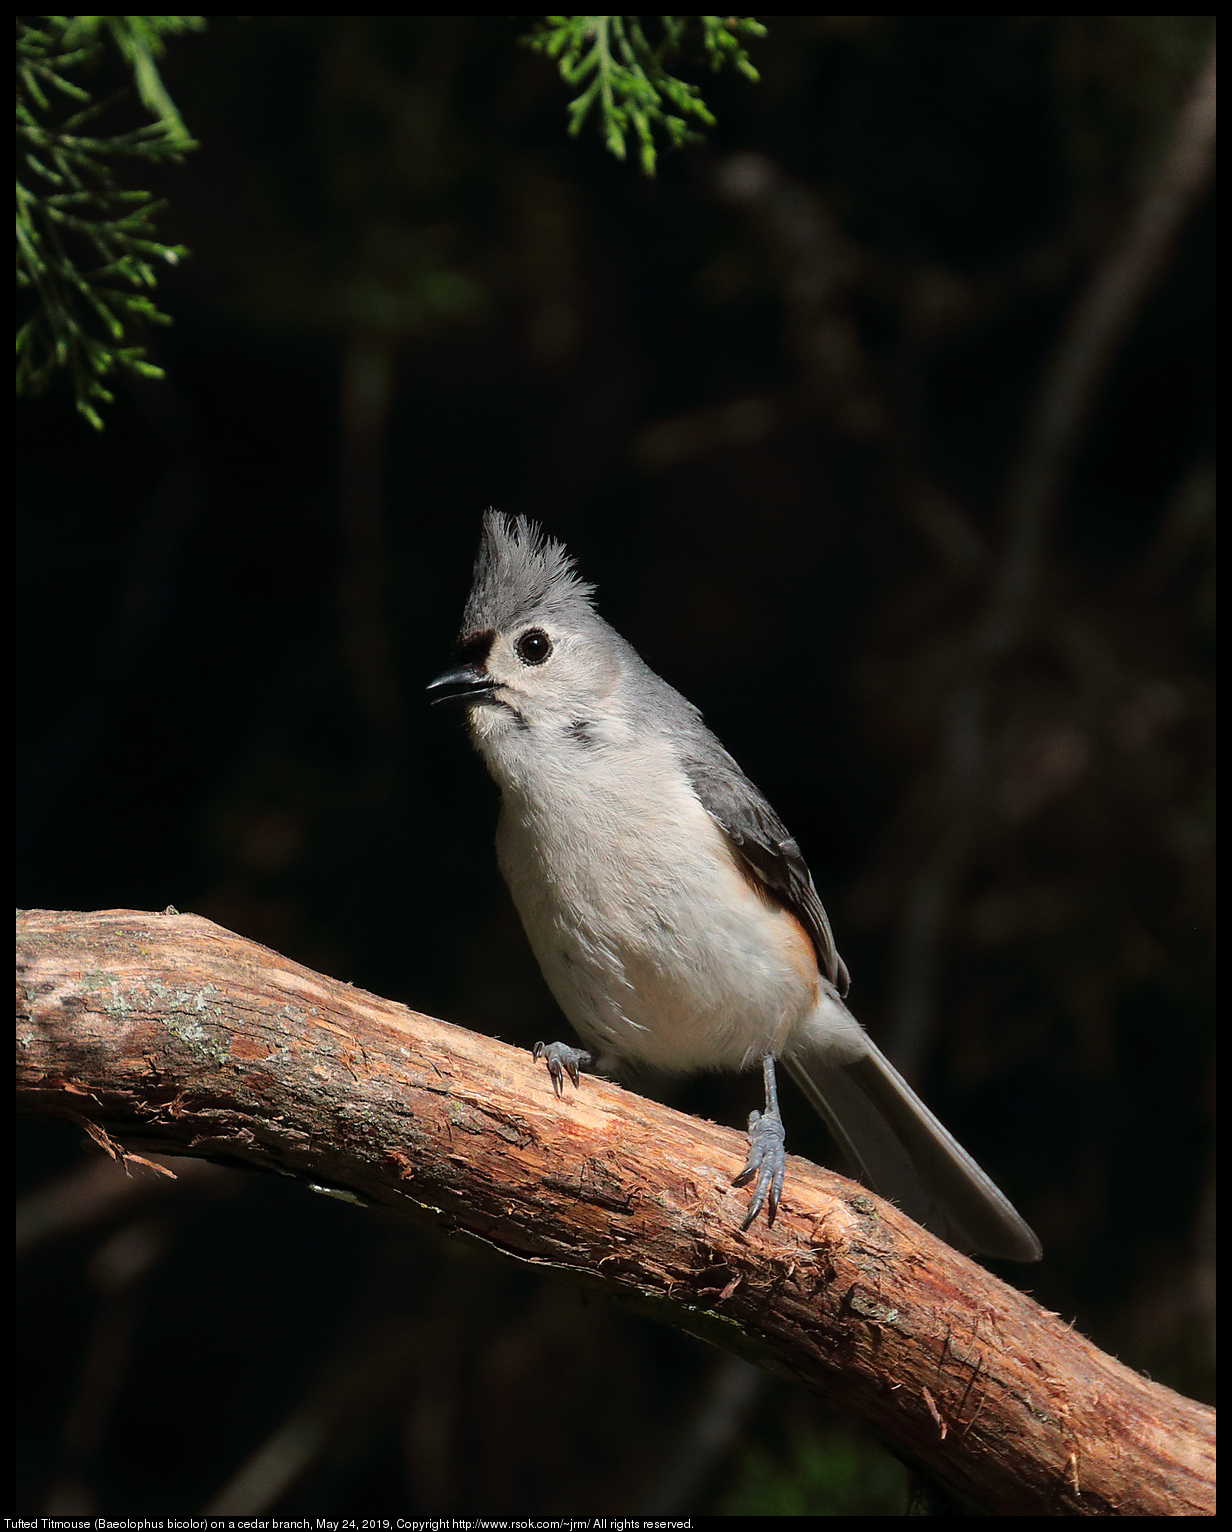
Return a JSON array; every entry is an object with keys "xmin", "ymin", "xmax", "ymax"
[
  {"xmin": 733, "ymin": 1105, "xmax": 787, "ymax": 1229},
  {"xmin": 533, "ymin": 1041, "xmax": 593, "ymax": 1098}
]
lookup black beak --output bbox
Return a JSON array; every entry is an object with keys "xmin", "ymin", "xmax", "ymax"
[{"xmin": 426, "ymin": 663, "xmax": 497, "ymax": 707}]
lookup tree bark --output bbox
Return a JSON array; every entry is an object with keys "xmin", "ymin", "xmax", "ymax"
[{"xmin": 16, "ymin": 907, "xmax": 1215, "ymax": 1515}]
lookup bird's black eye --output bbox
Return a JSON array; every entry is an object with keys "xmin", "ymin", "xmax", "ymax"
[{"xmin": 515, "ymin": 628, "xmax": 553, "ymax": 666}]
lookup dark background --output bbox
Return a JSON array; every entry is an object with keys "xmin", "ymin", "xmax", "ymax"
[{"xmin": 16, "ymin": 16, "xmax": 1215, "ymax": 1515}]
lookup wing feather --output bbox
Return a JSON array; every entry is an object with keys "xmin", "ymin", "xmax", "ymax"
[{"xmin": 678, "ymin": 735, "xmax": 850, "ymax": 995}]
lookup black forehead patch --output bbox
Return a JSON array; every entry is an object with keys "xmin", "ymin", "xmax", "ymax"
[{"xmin": 455, "ymin": 629, "xmax": 495, "ymax": 666}]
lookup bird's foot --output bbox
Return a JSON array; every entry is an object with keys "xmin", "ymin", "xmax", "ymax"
[
  {"xmin": 533, "ymin": 1041, "xmax": 594, "ymax": 1098},
  {"xmin": 733, "ymin": 1105, "xmax": 787, "ymax": 1230}
]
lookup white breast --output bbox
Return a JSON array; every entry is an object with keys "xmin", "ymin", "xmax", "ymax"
[{"xmin": 492, "ymin": 732, "xmax": 819, "ymax": 1073}]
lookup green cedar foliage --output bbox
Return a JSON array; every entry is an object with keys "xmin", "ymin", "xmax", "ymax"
[
  {"xmin": 15, "ymin": 16, "xmax": 762, "ymax": 429},
  {"xmin": 16, "ymin": 16, "xmax": 202, "ymax": 429},
  {"xmin": 524, "ymin": 15, "xmax": 766, "ymax": 175}
]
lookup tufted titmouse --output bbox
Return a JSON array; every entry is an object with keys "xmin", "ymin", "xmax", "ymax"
[{"xmin": 429, "ymin": 512, "xmax": 1041, "ymax": 1261}]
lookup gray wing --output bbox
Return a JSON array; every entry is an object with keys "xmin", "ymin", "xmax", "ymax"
[{"xmin": 678, "ymin": 731, "xmax": 850, "ymax": 995}]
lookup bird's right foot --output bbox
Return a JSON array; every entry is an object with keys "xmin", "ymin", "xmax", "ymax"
[
  {"xmin": 732, "ymin": 1053, "xmax": 788, "ymax": 1229},
  {"xmin": 533, "ymin": 1041, "xmax": 594, "ymax": 1098},
  {"xmin": 733, "ymin": 1106, "xmax": 787, "ymax": 1229}
]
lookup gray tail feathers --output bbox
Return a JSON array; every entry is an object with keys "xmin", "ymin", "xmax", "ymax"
[{"xmin": 783, "ymin": 1040, "xmax": 1042, "ymax": 1262}]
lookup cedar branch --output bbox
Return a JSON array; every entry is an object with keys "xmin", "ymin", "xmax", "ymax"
[{"xmin": 16, "ymin": 908, "xmax": 1215, "ymax": 1515}]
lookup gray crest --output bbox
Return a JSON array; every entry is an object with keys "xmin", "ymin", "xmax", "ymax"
[{"xmin": 461, "ymin": 510, "xmax": 596, "ymax": 636}]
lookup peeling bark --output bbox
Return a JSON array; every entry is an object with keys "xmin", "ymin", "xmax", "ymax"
[{"xmin": 16, "ymin": 908, "xmax": 1215, "ymax": 1515}]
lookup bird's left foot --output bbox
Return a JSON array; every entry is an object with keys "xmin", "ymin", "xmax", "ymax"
[{"xmin": 533, "ymin": 1040, "xmax": 593, "ymax": 1098}]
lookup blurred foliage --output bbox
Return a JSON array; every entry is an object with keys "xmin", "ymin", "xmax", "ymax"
[
  {"xmin": 16, "ymin": 13, "xmax": 1214, "ymax": 1518},
  {"xmin": 720, "ymin": 1423, "xmax": 911, "ymax": 1515},
  {"xmin": 234, "ymin": 17, "xmax": 486, "ymax": 342},
  {"xmin": 1052, "ymin": 16, "xmax": 1218, "ymax": 190},
  {"xmin": 524, "ymin": 14, "xmax": 765, "ymax": 174},
  {"xmin": 15, "ymin": 15, "xmax": 202, "ymax": 428}
]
